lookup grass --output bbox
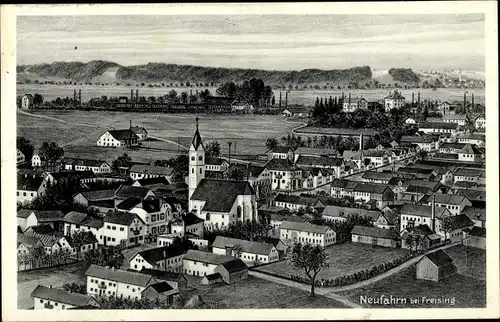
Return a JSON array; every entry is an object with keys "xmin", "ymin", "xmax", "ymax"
[
  {"xmin": 182, "ymin": 275, "xmax": 348, "ymax": 308},
  {"xmin": 296, "ymin": 126, "xmax": 380, "ymax": 136},
  {"xmin": 254, "ymin": 242, "xmax": 409, "ymax": 280},
  {"xmin": 338, "ymin": 245, "xmax": 486, "ymax": 308},
  {"xmin": 17, "ymin": 262, "xmax": 89, "ymax": 309}
]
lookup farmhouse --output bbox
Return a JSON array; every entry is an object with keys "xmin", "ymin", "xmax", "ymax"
[
  {"xmin": 400, "ymin": 135, "xmax": 438, "ymax": 152},
  {"xmin": 330, "ymin": 179, "xmax": 358, "ymax": 198},
  {"xmin": 400, "ymin": 224, "xmax": 441, "ymax": 250},
  {"xmin": 200, "ymin": 273, "xmax": 223, "ymax": 285},
  {"xmin": 453, "ymin": 168, "xmax": 484, "ymax": 183},
  {"xmin": 362, "ymin": 149, "xmax": 390, "ymax": 167},
  {"xmin": 361, "ymin": 171, "xmax": 394, "ymax": 184},
  {"xmin": 17, "ymin": 174, "xmax": 46, "ymax": 204},
  {"xmin": 97, "ymin": 130, "xmax": 139, "ymax": 148},
  {"xmin": 273, "ymin": 193, "xmax": 325, "ymax": 211},
  {"xmin": 211, "ymin": 236, "xmax": 279, "ymax": 265},
  {"xmin": 73, "ymin": 189, "xmax": 116, "ymax": 209},
  {"xmin": 342, "ymin": 97, "xmax": 368, "ymax": 113},
  {"xmin": 384, "ymin": 91, "xmax": 405, "ymax": 111},
  {"xmin": 132, "ymin": 177, "xmax": 171, "ymax": 191},
  {"xmin": 182, "ymin": 249, "xmax": 237, "ymax": 277},
  {"xmin": 457, "ymin": 144, "xmax": 484, "ymax": 162},
  {"xmin": 374, "ymin": 211, "xmax": 399, "ymax": 230},
  {"xmin": 131, "ymin": 126, "xmax": 148, "ymax": 141},
  {"xmin": 418, "ymin": 122, "xmax": 458, "ymax": 135},
  {"xmin": 21, "ymin": 94, "xmax": 34, "ymax": 109},
  {"xmin": 31, "ymin": 153, "xmax": 46, "ymax": 168},
  {"xmin": 17, "ymin": 233, "xmax": 44, "ymax": 256},
  {"xmin": 280, "ymin": 221, "xmax": 336, "ymax": 247},
  {"xmin": 456, "ymin": 133, "xmax": 485, "ymax": 148},
  {"xmin": 213, "ymin": 259, "xmax": 248, "ymax": 284},
  {"xmin": 266, "ymin": 146, "xmax": 294, "ymax": 161},
  {"xmin": 444, "ymin": 214, "xmax": 474, "ymax": 242},
  {"xmin": 205, "ymin": 157, "xmax": 230, "ymax": 173},
  {"xmin": 352, "ymin": 183, "xmax": 395, "ymax": 209},
  {"xmin": 157, "ymin": 234, "xmax": 208, "ymax": 249},
  {"xmin": 424, "ymin": 193, "xmax": 471, "ymax": 216},
  {"xmin": 129, "ymin": 164, "xmax": 177, "ymax": 181},
  {"xmin": 102, "ymin": 210, "xmax": 146, "ymax": 247},
  {"xmin": 416, "ymin": 250, "xmax": 457, "ymax": 282},
  {"xmin": 31, "ymin": 285, "xmax": 100, "ymax": 310},
  {"xmin": 63, "ymin": 211, "xmax": 104, "ymax": 239},
  {"xmin": 294, "ymin": 147, "xmax": 339, "ymax": 158},
  {"xmin": 268, "ymin": 212, "xmax": 308, "ymax": 231},
  {"xmin": 85, "ymin": 265, "xmax": 158, "ymax": 300},
  {"xmin": 129, "ymin": 244, "xmax": 187, "ymax": 273},
  {"xmin": 117, "ymin": 196, "xmax": 170, "ymax": 235},
  {"xmin": 169, "ymin": 212, "xmax": 205, "ymax": 237},
  {"xmin": 321, "ymin": 205, "xmax": 381, "ymax": 223},
  {"xmin": 17, "ymin": 209, "xmax": 65, "ymax": 232},
  {"xmin": 295, "ymin": 155, "xmax": 345, "ymax": 179},
  {"xmin": 282, "ymin": 107, "xmax": 311, "ymax": 117},
  {"xmin": 351, "ymin": 225, "xmax": 400, "ymax": 248},
  {"xmin": 438, "ymin": 142, "xmax": 467, "ymax": 154},
  {"xmin": 399, "ymin": 204, "xmax": 451, "ymax": 239},
  {"xmin": 442, "ymin": 114, "xmax": 469, "ymax": 126},
  {"xmin": 461, "ymin": 206, "xmax": 485, "ymax": 228},
  {"xmin": 474, "ymin": 114, "xmax": 485, "ymax": 130},
  {"xmin": 44, "ymin": 171, "xmax": 97, "ymax": 185},
  {"xmin": 114, "ymin": 185, "xmax": 155, "ymax": 203},
  {"xmin": 60, "ymin": 157, "xmax": 111, "ymax": 174}
]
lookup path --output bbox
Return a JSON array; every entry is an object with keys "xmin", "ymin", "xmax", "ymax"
[{"xmin": 248, "ymin": 270, "xmax": 361, "ymax": 308}]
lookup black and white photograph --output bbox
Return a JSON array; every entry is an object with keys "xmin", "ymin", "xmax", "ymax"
[{"xmin": 2, "ymin": 2, "xmax": 499, "ymax": 320}]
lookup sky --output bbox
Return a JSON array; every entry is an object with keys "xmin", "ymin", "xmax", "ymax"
[{"xmin": 17, "ymin": 14, "xmax": 485, "ymax": 71}]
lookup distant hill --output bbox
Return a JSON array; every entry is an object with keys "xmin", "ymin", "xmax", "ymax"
[
  {"xmin": 388, "ymin": 68, "xmax": 420, "ymax": 83},
  {"xmin": 18, "ymin": 60, "xmax": 375, "ymax": 85}
]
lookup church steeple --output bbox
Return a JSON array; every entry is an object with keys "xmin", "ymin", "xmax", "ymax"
[
  {"xmin": 191, "ymin": 117, "xmax": 204, "ymax": 151},
  {"xmin": 189, "ymin": 117, "xmax": 205, "ymax": 211}
]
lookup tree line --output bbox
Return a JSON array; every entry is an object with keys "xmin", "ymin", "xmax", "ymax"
[{"xmin": 216, "ymin": 78, "xmax": 273, "ymax": 107}]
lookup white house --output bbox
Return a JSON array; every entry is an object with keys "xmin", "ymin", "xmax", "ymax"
[
  {"xmin": 384, "ymin": 91, "xmax": 405, "ymax": 111},
  {"xmin": 279, "ymin": 221, "xmax": 336, "ymax": 247},
  {"xmin": 21, "ymin": 94, "xmax": 34, "ymax": 109},
  {"xmin": 102, "ymin": 211, "xmax": 146, "ymax": 247},
  {"xmin": 266, "ymin": 146, "xmax": 294, "ymax": 161},
  {"xmin": 442, "ymin": 114, "xmax": 469, "ymax": 126},
  {"xmin": 63, "ymin": 211, "xmax": 104, "ymax": 244},
  {"xmin": 418, "ymin": 122, "xmax": 458, "ymax": 135},
  {"xmin": 405, "ymin": 117, "xmax": 417, "ymax": 125},
  {"xmin": 17, "ymin": 174, "xmax": 47, "ymax": 204},
  {"xmin": 265, "ymin": 158, "xmax": 302, "ymax": 191},
  {"xmin": 457, "ymin": 144, "xmax": 484, "ymax": 163},
  {"xmin": 342, "ymin": 97, "xmax": 368, "ymax": 113},
  {"xmin": 116, "ymin": 197, "xmax": 170, "ymax": 236},
  {"xmin": 399, "ymin": 204, "xmax": 452, "ymax": 239},
  {"xmin": 129, "ymin": 164, "xmax": 176, "ymax": 182},
  {"xmin": 85, "ymin": 265, "xmax": 157, "ymax": 300},
  {"xmin": 129, "ymin": 245, "xmax": 187, "ymax": 273},
  {"xmin": 456, "ymin": 133, "xmax": 485, "ymax": 148},
  {"xmin": 96, "ymin": 130, "xmax": 139, "ymax": 148},
  {"xmin": 131, "ymin": 126, "xmax": 148, "ymax": 141},
  {"xmin": 168, "ymin": 212, "xmax": 205, "ymax": 238},
  {"xmin": 211, "ymin": 236, "xmax": 279, "ymax": 266},
  {"xmin": 426, "ymin": 194, "xmax": 472, "ymax": 216},
  {"xmin": 474, "ymin": 115, "xmax": 485, "ymax": 130},
  {"xmin": 182, "ymin": 249, "xmax": 238, "ymax": 277},
  {"xmin": 157, "ymin": 235, "xmax": 209, "ymax": 249},
  {"xmin": 205, "ymin": 158, "xmax": 230, "ymax": 172},
  {"xmin": 31, "ymin": 285, "xmax": 100, "ymax": 310},
  {"xmin": 17, "ymin": 209, "xmax": 65, "ymax": 232},
  {"xmin": 60, "ymin": 157, "xmax": 111, "ymax": 174},
  {"xmin": 273, "ymin": 193, "xmax": 325, "ymax": 211},
  {"xmin": 31, "ymin": 153, "xmax": 45, "ymax": 168}
]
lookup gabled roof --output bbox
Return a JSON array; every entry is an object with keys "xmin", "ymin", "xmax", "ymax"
[
  {"xmin": 190, "ymin": 179, "xmax": 254, "ymax": 213},
  {"xmin": 446, "ymin": 214, "xmax": 474, "ymax": 229},
  {"xmin": 31, "ymin": 285, "xmax": 97, "ymax": 307},
  {"xmin": 362, "ymin": 171, "xmax": 394, "ymax": 181},
  {"xmin": 439, "ymin": 142, "xmax": 467, "ymax": 150},
  {"xmin": 145, "ymin": 282, "xmax": 175, "ymax": 294},
  {"xmin": 469, "ymin": 226, "xmax": 486, "ymax": 238},
  {"xmin": 295, "ymin": 155, "xmax": 343, "ymax": 167},
  {"xmin": 274, "ymin": 193, "xmax": 322, "ymax": 207},
  {"xmin": 428, "ymin": 193, "xmax": 468, "ymax": 205},
  {"xmin": 141, "ymin": 198, "xmax": 162, "ymax": 213},
  {"xmin": 115, "ymin": 185, "xmax": 152, "ymax": 200},
  {"xmin": 134, "ymin": 245, "xmax": 188, "ymax": 266},
  {"xmin": 203, "ymin": 273, "xmax": 223, "ymax": 281},
  {"xmin": 25, "ymin": 224, "xmax": 55, "ymax": 235},
  {"xmin": 419, "ymin": 122, "xmax": 458, "ymax": 130},
  {"xmin": 461, "ymin": 205, "xmax": 485, "ymax": 221},
  {"xmin": 104, "ymin": 210, "xmax": 144, "ymax": 226},
  {"xmin": 423, "ymin": 250, "xmax": 454, "ymax": 267},
  {"xmin": 330, "ymin": 179, "xmax": 358, "ymax": 189},
  {"xmin": 353, "ymin": 182, "xmax": 391, "ymax": 194},
  {"xmin": 85, "ymin": 265, "xmax": 154, "ymax": 287},
  {"xmin": 269, "ymin": 146, "xmax": 293, "ymax": 154},
  {"xmin": 60, "ymin": 157, "xmax": 109, "ymax": 168},
  {"xmin": 218, "ymin": 259, "xmax": 248, "ymax": 273},
  {"xmin": 405, "ymin": 186, "xmax": 432, "ymax": 195},
  {"xmin": 454, "ymin": 168, "xmax": 484, "ymax": 177},
  {"xmin": 212, "ymin": 236, "xmax": 274, "ymax": 256},
  {"xmin": 442, "ymin": 114, "xmax": 469, "ymax": 120},
  {"xmin": 265, "ymin": 158, "xmax": 296, "ymax": 171},
  {"xmin": 63, "ymin": 211, "xmax": 88, "ymax": 225},
  {"xmin": 280, "ymin": 221, "xmax": 332, "ymax": 234},
  {"xmin": 17, "ymin": 174, "xmax": 44, "ymax": 191},
  {"xmin": 351, "ymin": 225, "xmax": 398, "ymax": 239},
  {"xmin": 18, "ymin": 233, "xmax": 42, "ymax": 248},
  {"xmin": 76, "ymin": 189, "xmax": 116, "ymax": 201},
  {"xmin": 459, "ymin": 144, "xmax": 483, "ymax": 155},
  {"xmin": 30, "ymin": 210, "xmax": 65, "ymax": 222},
  {"xmin": 404, "ymin": 224, "xmax": 433, "ymax": 235},
  {"xmin": 385, "ymin": 91, "xmax": 405, "ymax": 99},
  {"xmin": 294, "ymin": 147, "xmax": 339, "ymax": 157},
  {"xmin": 17, "ymin": 209, "xmax": 35, "ymax": 219},
  {"xmin": 23, "ymin": 231, "xmax": 60, "ymax": 247},
  {"xmin": 400, "ymin": 135, "xmax": 435, "ymax": 144},
  {"xmin": 129, "ymin": 164, "xmax": 175, "ymax": 176},
  {"xmin": 183, "ymin": 249, "xmax": 235, "ymax": 265},
  {"xmin": 321, "ymin": 205, "xmax": 381, "ymax": 221},
  {"xmin": 227, "ymin": 164, "xmax": 266, "ymax": 179},
  {"xmin": 135, "ymin": 176, "xmax": 170, "ymax": 187},
  {"xmin": 47, "ymin": 171, "xmax": 96, "ymax": 182},
  {"xmin": 400, "ymin": 204, "xmax": 449, "ymax": 219},
  {"xmin": 116, "ymin": 196, "xmax": 142, "ymax": 211},
  {"xmin": 131, "ymin": 126, "xmax": 147, "ymax": 134},
  {"xmin": 363, "ymin": 149, "xmax": 387, "ymax": 158},
  {"xmin": 107, "ymin": 129, "xmax": 139, "ymax": 141},
  {"xmin": 136, "ymin": 268, "xmax": 188, "ymax": 282}
]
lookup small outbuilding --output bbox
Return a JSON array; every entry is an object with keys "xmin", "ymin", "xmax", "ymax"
[
  {"xmin": 214, "ymin": 259, "xmax": 248, "ymax": 284},
  {"xmin": 141, "ymin": 282, "xmax": 180, "ymax": 305},
  {"xmin": 463, "ymin": 226, "xmax": 486, "ymax": 250},
  {"xmin": 416, "ymin": 249, "xmax": 457, "ymax": 282},
  {"xmin": 200, "ymin": 273, "xmax": 223, "ymax": 285}
]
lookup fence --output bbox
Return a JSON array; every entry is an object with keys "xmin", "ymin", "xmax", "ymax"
[{"xmin": 18, "ymin": 258, "xmax": 79, "ymax": 272}]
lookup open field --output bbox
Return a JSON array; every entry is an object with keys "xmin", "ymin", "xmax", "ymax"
[
  {"xmin": 17, "ymin": 110, "xmax": 298, "ymax": 164},
  {"xmin": 338, "ymin": 245, "xmax": 486, "ymax": 308},
  {"xmin": 183, "ymin": 275, "xmax": 348, "ymax": 308},
  {"xmin": 295, "ymin": 126, "xmax": 380, "ymax": 137},
  {"xmin": 17, "ymin": 262, "xmax": 89, "ymax": 309},
  {"xmin": 18, "ymin": 84, "xmax": 485, "ymax": 107},
  {"xmin": 254, "ymin": 242, "xmax": 409, "ymax": 280}
]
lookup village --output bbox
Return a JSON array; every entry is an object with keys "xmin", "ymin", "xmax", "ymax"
[{"xmin": 15, "ymin": 86, "xmax": 487, "ymax": 309}]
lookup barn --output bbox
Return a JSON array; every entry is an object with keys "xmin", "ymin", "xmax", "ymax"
[
  {"xmin": 464, "ymin": 226, "xmax": 486, "ymax": 250},
  {"xmin": 416, "ymin": 250, "xmax": 457, "ymax": 282}
]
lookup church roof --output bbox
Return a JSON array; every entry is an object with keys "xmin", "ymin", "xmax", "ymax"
[
  {"xmin": 190, "ymin": 179, "xmax": 254, "ymax": 212},
  {"xmin": 191, "ymin": 119, "xmax": 204, "ymax": 150}
]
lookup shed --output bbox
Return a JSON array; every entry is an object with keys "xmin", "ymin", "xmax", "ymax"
[
  {"xmin": 464, "ymin": 226, "xmax": 486, "ymax": 250},
  {"xmin": 141, "ymin": 282, "xmax": 179, "ymax": 304},
  {"xmin": 416, "ymin": 250, "xmax": 457, "ymax": 282},
  {"xmin": 200, "ymin": 273, "xmax": 223, "ymax": 285},
  {"xmin": 214, "ymin": 259, "xmax": 248, "ymax": 284}
]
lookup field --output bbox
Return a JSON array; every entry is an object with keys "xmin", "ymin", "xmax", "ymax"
[
  {"xmin": 17, "ymin": 262, "xmax": 89, "ymax": 309},
  {"xmin": 17, "ymin": 110, "xmax": 298, "ymax": 164},
  {"xmin": 183, "ymin": 275, "xmax": 347, "ymax": 309},
  {"xmin": 295, "ymin": 126, "xmax": 380, "ymax": 137},
  {"xmin": 254, "ymin": 242, "xmax": 409, "ymax": 280},
  {"xmin": 338, "ymin": 245, "xmax": 486, "ymax": 308},
  {"xmin": 18, "ymin": 84, "xmax": 485, "ymax": 107}
]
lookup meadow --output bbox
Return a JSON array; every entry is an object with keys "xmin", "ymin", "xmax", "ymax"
[
  {"xmin": 18, "ymin": 84, "xmax": 485, "ymax": 107},
  {"xmin": 17, "ymin": 110, "xmax": 298, "ymax": 164}
]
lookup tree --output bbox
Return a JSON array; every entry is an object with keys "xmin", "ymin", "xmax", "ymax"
[
  {"xmin": 291, "ymin": 243, "xmax": 329, "ymax": 297},
  {"xmin": 38, "ymin": 142, "xmax": 64, "ymax": 170},
  {"xmin": 112, "ymin": 153, "xmax": 132, "ymax": 171},
  {"xmin": 271, "ymin": 95, "xmax": 275, "ymax": 106},
  {"xmin": 71, "ymin": 230, "xmax": 88, "ymax": 261},
  {"xmin": 205, "ymin": 141, "xmax": 221, "ymax": 159},
  {"xmin": 62, "ymin": 282, "xmax": 87, "ymax": 294},
  {"xmin": 17, "ymin": 136, "xmax": 34, "ymax": 161},
  {"xmin": 441, "ymin": 217, "xmax": 455, "ymax": 241},
  {"xmin": 33, "ymin": 93, "xmax": 44, "ymax": 106},
  {"xmin": 180, "ymin": 91, "xmax": 188, "ymax": 103},
  {"xmin": 228, "ymin": 167, "xmax": 244, "ymax": 181},
  {"xmin": 83, "ymin": 245, "xmax": 125, "ymax": 269},
  {"xmin": 232, "ymin": 244, "xmax": 243, "ymax": 259},
  {"xmin": 265, "ymin": 138, "xmax": 278, "ymax": 151}
]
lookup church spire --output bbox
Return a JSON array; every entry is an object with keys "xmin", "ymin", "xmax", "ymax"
[{"xmin": 191, "ymin": 116, "xmax": 203, "ymax": 150}]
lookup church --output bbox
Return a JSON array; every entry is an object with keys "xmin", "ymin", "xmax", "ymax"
[{"xmin": 188, "ymin": 118, "xmax": 259, "ymax": 231}]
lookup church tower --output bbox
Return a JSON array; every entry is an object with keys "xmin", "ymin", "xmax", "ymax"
[{"xmin": 188, "ymin": 117, "xmax": 205, "ymax": 211}]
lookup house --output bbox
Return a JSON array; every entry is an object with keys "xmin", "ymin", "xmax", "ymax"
[
  {"xmin": 416, "ymin": 250, "xmax": 457, "ymax": 282},
  {"xmin": 321, "ymin": 205, "xmax": 381, "ymax": 223},
  {"xmin": 65, "ymin": 231, "xmax": 99, "ymax": 258},
  {"xmin": 456, "ymin": 133, "xmax": 485, "ymax": 148},
  {"xmin": 117, "ymin": 196, "xmax": 169, "ymax": 236},
  {"xmin": 73, "ymin": 189, "xmax": 116, "ymax": 208},
  {"xmin": 211, "ymin": 236, "xmax": 279, "ymax": 266},
  {"xmin": 282, "ymin": 107, "xmax": 311, "ymax": 117},
  {"xmin": 85, "ymin": 265, "xmax": 157, "ymax": 300},
  {"xmin": 418, "ymin": 122, "xmax": 458, "ymax": 135},
  {"xmin": 17, "ymin": 174, "xmax": 46, "ymax": 204},
  {"xmin": 129, "ymin": 164, "xmax": 177, "ymax": 182},
  {"xmin": 425, "ymin": 194, "xmax": 471, "ymax": 216},
  {"xmin": 31, "ymin": 285, "xmax": 100, "ymax": 310},
  {"xmin": 253, "ymin": 236, "xmax": 288, "ymax": 257},
  {"xmin": 31, "ymin": 153, "xmax": 46, "ymax": 168},
  {"xmin": 457, "ymin": 144, "xmax": 484, "ymax": 162},
  {"xmin": 461, "ymin": 206, "xmax": 485, "ymax": 228},
  {"xmin": 279, "ymin": 221, "xmax": 336, "ymax": 247},
  {"xmin": 17, "ymin": 149, "xmax": 26, "ymax": 164},
  {"xmin": 102, "ymin": 210, "xmax": 146, "ymax": 247},
  {"xmin": 351, "ymin": 225, "xmax": 400, "ymax": 248},
  {"xmin": 442, "ymin": 114, "xmax": 469, "ymax": 126},
  {"xmin": 342, "ymin": 150, "xmax": 364, "ymax": 169},
  {"xmin": 17, "ymin": 209, "xmax": 65, "ymax": 232},
  {"xmin": 444, "ymin": 214, "xmax": 474, "ymax": 242},
  {"xmin": 266, "ymin": 146, "xmax": 294, "ymax": 161},
  {"xmin": 342, "ymin": 97, "xmax": 368, "ymax": 112},
  {"xmin": 114, "ymin": 185, "xmax": 155, "ymax": 204},
  {"xmin": 400, "ymin": 135, "xmax": 438, "ymax": 152},
  {"xmin": 200, "ymin": 273, "xmax": 223, "ymax": 285},
  {"xmin": 17, "ymin": 233, "xmax": 44, "ymax": 257},
  {"xmin": 399, "ymin": 185, "xmax": 432, "ymax": 203},
  {"xmin": 132, "ymin": 177, "xmax": 171, "ymax": 191},
  {"xmin": 330, "ymin": 179, "xmax": 358, "ymax": 198},
  {"xmin": 437, "ymin": 101, "xmax": 452, "ymax": 115},
  {"xmin": 367, "ymin": 101, "xmax": 384, "ymax": 111},
  {"xmin": 214, "ymin": 259, "xmax": 248, "ymax": 284},
  {"xmin": 269, "ymin": 212, "xmax": 308, "ymax": 231},
  {"xmin": 463, "ymin": 226, "xmax": 486, "ymax": 249},
  {"xmin": 295, "ymin": 155, "xmax": 345, "ymax": 179},
  {"xmin": 131, "ymin": 126, "xmax": 148, "ymax": 141},
  {"xmin": 59, "ymin": 157, "xmax": 111, "ymax": 174},
  {"xmin": 24, "ymin": 224, "xmax": 54, "ymax": 236},
  {"xmin": 273, "ymin": 193, "xmax": 325, "ymax": 211},
  {"xmin": 374, "ymin": 211, "xmax": 399, "ymax": 230},
  {"xmin": 129, "ymin": 244, "xmax": 187, "ymax": 273},
  {"xmin": 384, "ymin": 91, "xmax": 405, "ymax": 111},
  {"xmin": 96, "ymin": 130, "xmax": 139, "ymax": 148},
  {"xmin": 400, "ymin": 224, "xmax": 441, "ymax": 250},
  {"xmin": 453, "ymin": 168, "xmax": 484, "ymax": 183},
  {"xmin": 135, "ymin": 268, "xmax": 188, "ymax": 290},
  {"xmin": 225, "ymin": 164, "xmax": 272, "ymax": 199},
  {"xmin": 205, "ymin": 158, "xmax": 230, "ymax": 173},
  {"xmin": 44, "ymin": 171, "xmax": 97, "ymax": 185},
  {"xmin": 438, "ymin": 142, "xmax": 467, "ymax": 154},
  {"xmin": 23, "ymin": 231, "xmax": 67, "ymax": 255},
  {"xmin": 474, "ymin": 114, "xmax": 485, "ymax": 130},
  {"xmin": 399, "ymin": 204, "xmax": 451, "ymax": 239},
  {"xmin": 405, "ymin": 117, "xmax": 417, "ymax": 125},
  {"xmin": 352, "ymin": 183, "xmax": 395, "ymax": 209},
  {"xmin": 231, "ymin": 100, "xmax": 254, "ymax": 113},
  {"xmin": 157, "ymin": 234, "xmax": 208, "ymax": 249},
  {"xmin": 265, "ymin": 158, "xmax": 302, "ymax": 191},
  {"xmin": 141, "ymin": 282, "xmax": 179, "ymax": 305},
  {"xmin": 362, "ymin": 149, "xmax": 390, "ymax": 167},
  {"xmin": 294, "ymin": 147, "xmax": 339, "ymax": 158},
  {"xmin": 22, "ymin": 94, "xmax": 34, "ymax": 109},
  {"xmin": 63, "ymin": 211, "xmax": 104, "ymax": 240},
  {"xmin": 182, "ymin": 249, "xmax": 236, "ymax": 277},
  {"xmin": 361, "ymin": 171, "xmax": 394, "ymax": 184}
]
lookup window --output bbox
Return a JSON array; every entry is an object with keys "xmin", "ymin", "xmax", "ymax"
[
  {"xmin": 23, "ymin": 192, "xmax": 26, "ymax": 196},
  {"xmin": 40, "ymin": 300, "xmax": 43, "ymax": 303},
  {"xmin": 120, "ymin": 227, "xmax": 124, "ymax": 231}
]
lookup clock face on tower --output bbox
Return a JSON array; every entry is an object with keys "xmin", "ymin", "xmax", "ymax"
[
  {"xmin": 198, "ymin": 156, "xmax": 203, "ymax": 161},
  {"xmin": 191, "ymin": 156, "xmax": 195, "ymax": 161}
]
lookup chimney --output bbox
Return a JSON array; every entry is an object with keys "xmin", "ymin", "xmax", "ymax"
[
  {"xmin": 431, "ymin": 195, "xmax": 436, "ymax": 232},
  {"xmin": 49, "ymin": 285, "xmax": 52, "ymax": 289}
]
